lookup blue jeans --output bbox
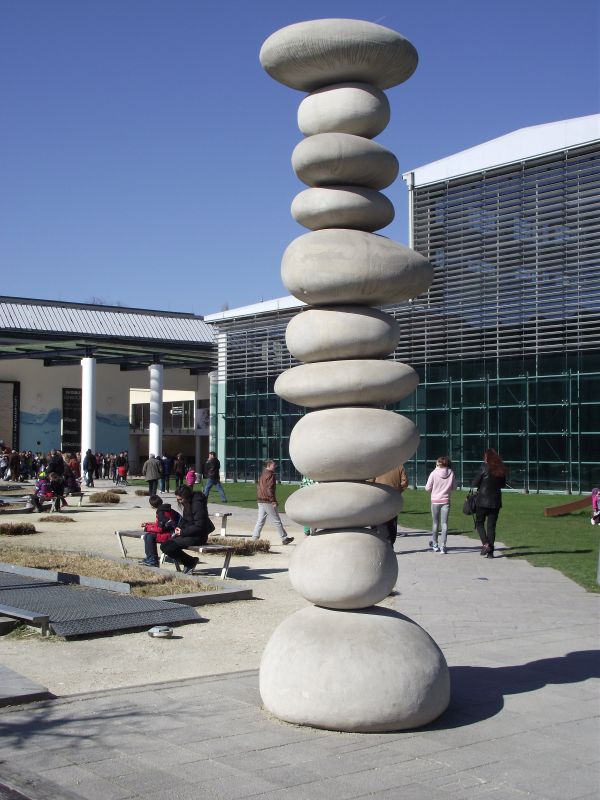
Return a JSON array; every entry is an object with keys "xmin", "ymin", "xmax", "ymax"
[{"xmin": 203, "ymin": 478, "xmax": 227, "ymax": 502}]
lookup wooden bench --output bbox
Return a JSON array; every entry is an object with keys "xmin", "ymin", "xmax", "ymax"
[
  {"xmin": 0, "ymin": 603, "xmax": 49, "ymax": 636},
  {"xmin": 115, "ymin": 526, "xmax": 235, "ymax": 580}
]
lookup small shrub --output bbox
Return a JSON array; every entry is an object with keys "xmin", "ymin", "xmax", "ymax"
[
  {"xmin": 207, "ymin": 535, "xmax": 270, "ymax": 555},
  {"xmin": 89, "ymin": 492, "xmax": 121, "ymax": 504},
  {"xmin": 39, "ymin": 515, "xmax": 75, "ymax": 523},
  {"xmin": 135, "ymin": 489, "xmax": 149, "ymax": 496},
  {"xmin": 110, "ymin": 488, "xmax": 128, "ymax": 494},
  {"xmin": 0, "ymin": 522, "xmax": 37, "ymax": 535}
]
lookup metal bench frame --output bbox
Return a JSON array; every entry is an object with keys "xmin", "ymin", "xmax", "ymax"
[{"xmin": 0, "ymin": 603, "xmax": 49, "ymax": 635}]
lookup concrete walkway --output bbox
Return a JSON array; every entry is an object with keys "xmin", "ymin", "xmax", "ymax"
[{"xmin": 0, "ymin": 527, "xmax": 598, "ymax": 800}]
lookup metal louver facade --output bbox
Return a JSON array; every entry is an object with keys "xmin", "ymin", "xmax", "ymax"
[{"xmin": 208, "ymin": 122, "xmax": 600, "ymax": 492}]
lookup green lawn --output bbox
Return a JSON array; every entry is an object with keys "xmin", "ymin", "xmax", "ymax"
[{"xmin": 131, "ymin": 479, "xmax": 599, "ymax": 593}]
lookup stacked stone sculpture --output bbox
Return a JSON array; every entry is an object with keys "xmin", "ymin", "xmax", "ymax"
[{"xmin": 259, "ymin": 19, "xmax": 450, "ymax": 733}]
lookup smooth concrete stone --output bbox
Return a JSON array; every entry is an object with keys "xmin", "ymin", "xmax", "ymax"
[
  {"xmin": 297, "ymin": 82, "xmax": 390, "ymax": 138},
  {"xmin": 292, "ymin": 133, "xmax": 399, "ymax": 189},
  {"xmin": 289, "ymin": 528, "xmax": 398, "ymax": 609},
  {"xmin": 291, "ymin": 186, "xmax": 394, "ymax": 232},
  {"xmin": 289, "ymin": 407, "xmax": 419, "ymax": 481},
  {"xmin": 285, "ymin": 480, "xmax": 403, "ymax": 529},
  {"xmin": 259, "ymin": 605, "xmax": 450, "ymax": 732},
  {"xmin": 275, "ymin": 360, "xmax": 418, "ymax": 407},
  {"xmin": 285, "ymin": 306, "xmax": 400, "ymax": 363},
  {"xmin": 259, "ymin": 19, "xmax": 418, "ymax": 91},
  {"xmin": 282, "ymin": 229, "xmax": 434, "ymax": 306}
]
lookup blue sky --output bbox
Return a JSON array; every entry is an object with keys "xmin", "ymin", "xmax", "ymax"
[{"xmin": 1, "ymin": 0, "xmax": 598, "ymax": 315}]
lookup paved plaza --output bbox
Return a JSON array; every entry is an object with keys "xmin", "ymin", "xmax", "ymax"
[{"xmin": 0, "ymin": 501, "xmax": 598, "ymax": 800}]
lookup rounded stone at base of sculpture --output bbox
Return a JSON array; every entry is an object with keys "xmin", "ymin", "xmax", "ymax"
[
  {"xmin": 259, "ymin": 19, "xmax": 418, "ymax": 92},
  {"xmin": 292, "ymin": 133, "xmax": 399, "ymax": 190},
  {"xmin": 297, "ymin": 82, "xmax": 390, "ymax": 138},
  {"xmin": 289, "ymin": 528, "xmax": 398, "ymax": 608},
  {"xmin": 289, "ymin": 407, "xmax": 420, "ymax": 481},
  {"xmin": 285, "ymin": 480, "xmax": 403, "ymax": 529},
  {"xmin": 281, "ymin": 228, "xmax": 434, "ymax": 306},
  {"xmin": 259, "ymin": 605, "xmax": 450, "ymax": 732},
  {"xmin": 291, "ymin": 186, "xmax": 394, "ymax": 232},
  {"xmin": 285, "ymin": 305, "xmax": 400, "ymax": 362},
  {"xmin": 275, "ymin": 359, "xmax": 419, "ymax": 408}
]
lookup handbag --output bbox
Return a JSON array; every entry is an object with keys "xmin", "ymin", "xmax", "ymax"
[{"xmin": 462, "ymin": 490, "xmax": 477, "ymax": 516}]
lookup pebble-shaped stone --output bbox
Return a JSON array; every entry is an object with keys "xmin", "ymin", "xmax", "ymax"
[
  {"xmin": 285, "ymin": 481, "xmax": 403, "ymax": 529},
  {"xmin": 259, "ymin": 605, "xmax": 450, "ymax": 732},
  {"xmin": 285, "ymin": 306, "xmax": 399, "ymax": 362},
  {"xmin": 275, "ymin": 360, "xmax": 418, "ymax": 408},
  {"xmin": 289, "ymin": 528, "xmax": 398, "ymax": 609},
  {"xmin": 292, "ymin": 133, "xmax": 398, "ymax": 189},
  {"xmin": 297, "ymin": 82, "xmax": 390, "ymax": 138},
  {"xmin": 282, "ymin": 229, "xmax": 434, "ymax": 306},
  {"xmin": 259, "ymin": 19, "xmax": 418, "ymax": 91},
  {"xmin": 291, "ymin": 186, "xmax": 394, "ymax": 231},
  {"xmin": 289, "ymin": 407, "xmax": 419, "ymax": 481}
]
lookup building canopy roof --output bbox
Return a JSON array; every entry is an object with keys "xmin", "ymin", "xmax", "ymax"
[
  {"xmin": 403, "ymin": 114, "xmax": 600, "ymax": 187},
  {"xmin": 0, "ymin": 297, "xmax": 216, "ymax": 372}
]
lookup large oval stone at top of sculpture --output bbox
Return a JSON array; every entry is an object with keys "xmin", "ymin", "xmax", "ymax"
[
  {"xmin": 297, "ymin": 82, "xmax": 390, "ymax": 138},
  {"xmin": 285, "ymin": 480, "xmax": 403, "ymax": 529},
  {"xmin": 286, "ymin": 306, "xmax": 399, "ymax": 362},
  {"xmin": 292, "ymin": 133, "xmax": 398, "ymax": 190},
  {"xmin": 275, "ymin": 360, "xmax": 418, "ymax": 408},
  {"xmin": 289, "ymin": 528, "xmax": 398, "ymax": 609},
  {"xmin": 282, "ymin": 229, "xmax": 434, "ymax": 306},
  {"xmin": 289, "ymin": 407, "xmax": 419, "ymax": 481},
  {"xmin": 291, "ymin": 186, "xmax": 394, "ymax": 232},
  {"xmin": 259, "ymin": 19, "xmax": 418, "ymax": 91}
]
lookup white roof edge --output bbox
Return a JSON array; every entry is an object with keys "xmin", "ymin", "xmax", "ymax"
[
  {"xmin": 205, "ymin": 295, "xmax": 304, "ymax": 321},
  {"xmin": 403, "ymin": 114, "xmax": 600, "ymax": 187}
]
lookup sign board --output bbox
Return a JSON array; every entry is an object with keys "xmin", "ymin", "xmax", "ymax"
[{"xmin": 62, "ymin": 388, "xmax": 82, "ymax": 453}]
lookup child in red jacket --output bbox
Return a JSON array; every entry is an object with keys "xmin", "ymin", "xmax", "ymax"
[{"xmin": 140, "ymin": 495, "xmax": 181, "ymax": 567}]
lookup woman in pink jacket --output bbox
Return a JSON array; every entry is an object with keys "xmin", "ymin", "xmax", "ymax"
[{"xmin": 425, "ymin": 456, "xmax": 457, "ymax": 553}]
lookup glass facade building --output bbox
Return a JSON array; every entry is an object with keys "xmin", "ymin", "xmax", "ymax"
[{"xmin": 206, "ymin": 117, "xmax": 600, "ymax": 492}]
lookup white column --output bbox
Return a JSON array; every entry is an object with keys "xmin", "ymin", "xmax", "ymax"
[
  {"xmin": 148, "ymin": 363, "xmax": 164, "ymax": 457},
  {"xmin": 81, "ymin": 357, "xmax": 97, "ymax": 456}
]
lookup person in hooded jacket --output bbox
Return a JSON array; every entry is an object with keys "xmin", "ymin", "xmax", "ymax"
[
  {"xmin": 140, "ymin": 494, "xmax": 181, "ymax": 567},
  {"xmin": 159, "ymin": 485, "xmax": 213, "ymax": 573},
  {"xmin": 472, "ymin": 448, "xmax": 507, "ymax": 558},
  {"xmin": 425, "ymin": 456, "xmax": 457, "ymax": 553}
]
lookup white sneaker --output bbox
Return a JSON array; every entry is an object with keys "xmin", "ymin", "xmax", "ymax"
[
  {"xmin": 440, "ymin": 546, "xmax": 447, "ymax": 554},
  {"xmin": 429, "ymin": 541, "xmax": 440, "ymax": 552}
]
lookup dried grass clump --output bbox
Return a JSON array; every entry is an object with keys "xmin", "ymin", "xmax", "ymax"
[
  {"xmin": 110, "ymin": 488, "xmax": 128, "ymax": 494},
  {"xmin": 89, "ymin": 492, "xmax": 121, "ymax": 504},
  {"xmin": 135, "ymin": 489, "xmax": 149, "ymax": 496},
  {"xmin": 0, "ymin": 522, "xmax": 37, "ymax": 535},
  {"xmin": 39, "ymin": 515, "xmax": 75, "ymax": 523},
  {"xmin": 207, "ymin": 535, "xmax": 270, "ymax": 555},
  {"xmin": 0, "ymin": 544, "xmax": 212, "ymax": 596}
]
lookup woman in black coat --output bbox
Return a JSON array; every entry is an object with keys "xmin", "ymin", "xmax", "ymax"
[
  {"xmin": 160, "ymin": 485, "xmax": 212, "ymax": 573},
  {"xmin": 472, "ymin": 449, "xmax": 507, "ymax": 558}
]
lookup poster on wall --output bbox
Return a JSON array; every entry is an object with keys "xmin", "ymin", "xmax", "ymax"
[
  {"xmin": 0, "ymin": 381, "xmax": 19, "ymax": 451},
  {"xmin": 62, "ymin": 388, "xmax": 82, "ymax": 453},
  {"xmin": 197, "ymin": 400, "xmax": 210, "ymax": 436}
]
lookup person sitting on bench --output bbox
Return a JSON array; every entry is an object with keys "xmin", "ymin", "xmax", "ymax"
[
  {"xmin": 29, "ymin": 471, "xmax": 54, "ymax": 512},
  {"xmin": 160, "ymin": 485, "xmax": 214, "ymax": 574},
  {"xmin": 48, "ymin": 472, "xmax": 68, "ymax": 511},
  {"xmin": 140, "ymin": 495, "xmax": 181, "ymax": 567}
]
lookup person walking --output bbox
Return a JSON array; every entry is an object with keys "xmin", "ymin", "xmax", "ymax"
[
  {"xmin": 160, "ymin": 453, "xmax": 172, "ymax": 493},
  {"xmin": 425, "ymin": 456, "xmax": 457, "ymax": 553},
  {"xmin": 160, "ymin": 486, "xmax": 213, "ymax": 574},
  {"xmin": 173, "ymin": 453, "xmax": 186, "ymax": 490},
  {"xmin": 472, "ymin": 448, "xmax": 507, "ymax": 558},
  {"xmin": 251, "ymin": 459, "xmax": 294, "ymax": 545},
  {"xmin": 203, "ymin": 451, "xmax": 228, "ymax": 502},
  {"xmin": 373, "ymin": 463, "xmax": 408, "ymax": 545},
  {"xmin": 82, "ymin": 449, "xmax": 96, "ymax": 487},
  {"xmin": 142, "ymin": 453, "xmax": 163, "ymax": 496}
]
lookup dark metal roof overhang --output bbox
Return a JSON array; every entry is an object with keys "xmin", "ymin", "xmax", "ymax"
[{"xmin": 0, "ymin": 297, "xmax": 217, "ymax": 373}]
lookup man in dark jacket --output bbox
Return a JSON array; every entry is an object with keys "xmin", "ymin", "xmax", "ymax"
[
  {"xmin": 251, "ymin": 459, "xmax": 294, "ymax": 545},
  {"xmin": 160, "ymin": 486, "xmax": 212, "ymax": 573},
  {"xmin": 203, "ymin": 451, "xmax": 228, "ymax": 502},
  {"xmin": 82, "ymin": 449, "xmax": 96, "ymax": 487}
]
